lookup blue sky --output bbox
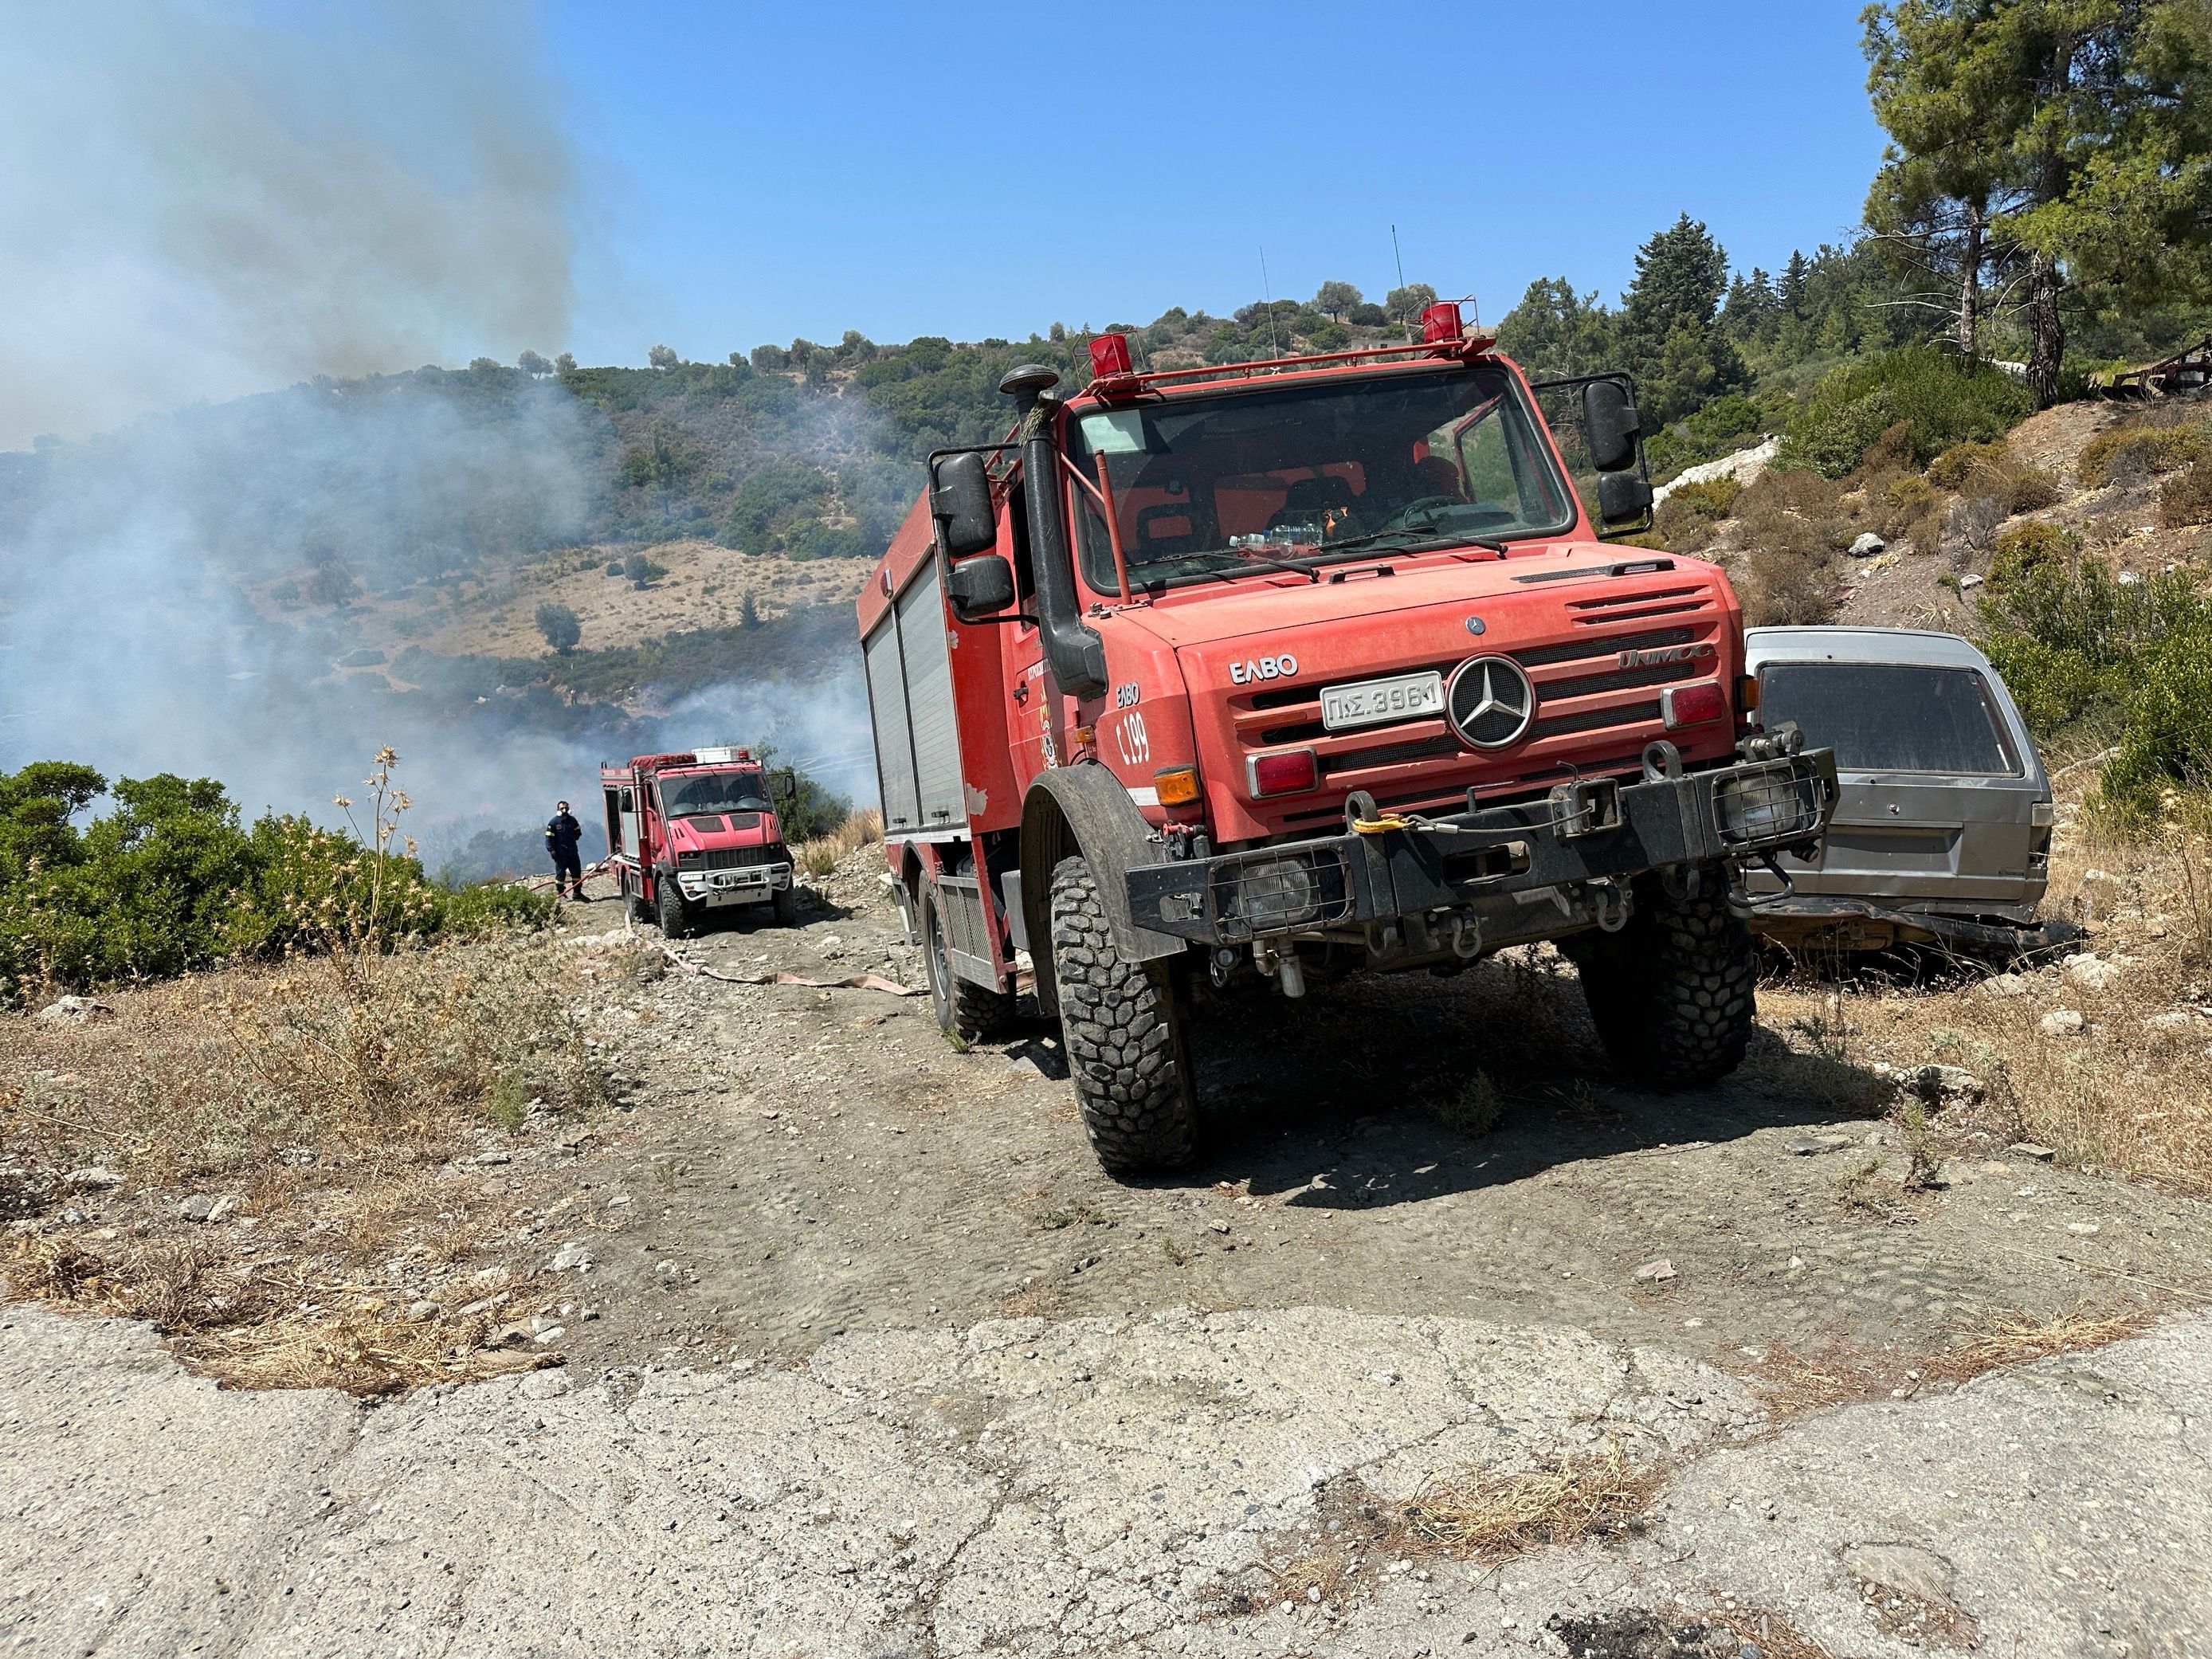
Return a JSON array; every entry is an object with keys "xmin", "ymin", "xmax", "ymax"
[{"xmin": 547, "ymin": 2, "xmax": 1888, "ymax": 365}]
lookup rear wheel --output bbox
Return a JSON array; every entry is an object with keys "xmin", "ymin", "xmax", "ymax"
[
  {"xmin": 1048, "ymin": 855, "xmax": 1196, "ymax": 1175},
  {"xmin": 620, "ymin": 868, "xmax": 649, "ymax": 926},
  {"xmin": 1566, "ymin": 868, "xmax": 1756, "ymax": 1090},
  {"xmin": 656, "ymin": 876, "xmax": 695, "ymax": 940},
  {"xmin": 921, "ymin": 883, "xmax": 1014, "ymax": 1040}
]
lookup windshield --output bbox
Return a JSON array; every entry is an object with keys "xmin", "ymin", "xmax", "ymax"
[
  {"xmin": 1062, "ymin": 365, "xmax": 1576, "ymax": 591},
  {"xmin": 1759, "ymin": 663, "xmax": 2022, "ymax": 775},
  {"xmin": 657, "ymin": 770, "xmax": 771, "ymax": 817}
]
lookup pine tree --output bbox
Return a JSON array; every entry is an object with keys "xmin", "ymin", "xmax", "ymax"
[
  {"xmin": 1780, "ymin": 251, "xmax": 1809, "ymax": 318},
  {"xmin": 1619, "ymin": 216, "xmax": 1748, "ymax": 427}
]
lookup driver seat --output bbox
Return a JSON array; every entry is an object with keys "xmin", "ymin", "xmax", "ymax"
[{"xmin": 1265, "ymin": 474, "xmax": 1360, "ymax": 535}]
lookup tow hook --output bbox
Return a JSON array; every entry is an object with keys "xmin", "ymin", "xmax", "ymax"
[
  {"xmin": 1449, "ymin": 914, "xmax": 1484, "ymax": 959},
  {"xmin": 1590, "ymin": 880, "xmax": 1632, "ymax": 933},
  {"xmin": 1253, "ymin": 939, "xmax": 1306, "ymax": 998}
]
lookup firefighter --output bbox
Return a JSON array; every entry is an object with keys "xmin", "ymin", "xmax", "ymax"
[{"xmin": 545, "ymin": 800, "xmax": 586, "ymax": 900}]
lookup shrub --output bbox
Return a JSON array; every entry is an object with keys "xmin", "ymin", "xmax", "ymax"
[
  {"xmin": 1981, "ymin": 633, "xmax": 2103, "ymax": 733},
  {"xmin": 1733, "ymin": 469, "xmax": 1850, "ymax": 626},
  {"xmin": 534, "ymin": 602, "xmax": 581, "ymax": 653},
  {"xmin": 1928, "ymin": 440, "xmax": 2012, "ymax": 492},
  {"xmin": 2079, "ymin": 422, "xmax": 2209, "ymax": 488},
  {"xmin": 1669, "ymin": 477, "xmax": 1741, "ymax": 519},
  {"xmin": 1777, "ymin": 347, "xmax": 2034, "ymax": 480},
  {"xmin": 604, "ymin": 560, "xmax": 623, "ymax": 576},
  {"xmin": 2007, "ymin": 466, "xmax": 2062, "ymax": 512},
  {"xmin": 0, "ymin": 755, "xmax": 553, "ymax": 1002},
  {"xmin": 1987, "ymin": 522, "xmax": 2080, "ymax": 593},
  {"xmin": 2159, "ymin": 459, "xmax": 2212, "ymax": 528},
  {"xmin": 2094, "ymin": 618, "xmax": 2212, "ymax": 826},
  {"xmin": 1652, "ymin": 476, "xmax": 1739, "ymax": 549},
  {"xmin": 1877, "ymin": 473, "xmax": 1942, "ymax": 544}
]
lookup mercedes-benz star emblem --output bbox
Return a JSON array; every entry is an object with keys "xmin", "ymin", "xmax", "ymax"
[{"xmin": 1445, "ymin": 654, "xmax": 1535, "ymax": 749}]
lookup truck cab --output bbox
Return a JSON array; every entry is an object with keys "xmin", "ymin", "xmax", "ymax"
[
  {"xmin": 860, "ymin": 315, "xmax": 1837, "ymax": 1175},
  {"xmin": 600, "ymin": 747, "xmax": 798, "ymax": 935}
]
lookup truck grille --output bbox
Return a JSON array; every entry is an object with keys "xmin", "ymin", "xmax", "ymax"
[
  {"xmin": 679, "ymin": 845, "xmax": 788, "ymax": 871},
  {"xmin": 1231, "ymin": 609, "xmax": 1722, "ymax": 800}
]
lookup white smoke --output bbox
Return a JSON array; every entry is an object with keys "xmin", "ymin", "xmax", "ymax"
[{"xmin": 0, "ymin": 2, "xmax": 575, "ymax": 449}]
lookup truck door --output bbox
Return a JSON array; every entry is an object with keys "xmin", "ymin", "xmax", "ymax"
[
  {"xmin": 618, "ymin": 785, "xmax": 640, "ymax": 863},
  {"xmin": 1758, "ymin": 659, "xmax": 2046, "ymax": 909},
  {"xmin": 1001, "ymin": 476, "xmax": 1056, "ymax": 790}
]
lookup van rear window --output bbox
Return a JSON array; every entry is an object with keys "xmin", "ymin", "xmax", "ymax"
[{"xmin": 1759, "ymin": 662, "xmax": 2020, "ymax": 775}]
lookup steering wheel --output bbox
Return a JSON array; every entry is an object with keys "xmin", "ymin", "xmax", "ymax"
[{"xmin": 1382, "ymin": 494, "xmax": 1465, "ymax": 531}]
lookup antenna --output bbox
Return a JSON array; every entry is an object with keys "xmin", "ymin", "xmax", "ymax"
[
  {"xmin": 1390, "ymin": 225, "xmax": 1410, "ymax": 340},
  {"xmin": 1259, "ymin": 245, "xmax": 1280, "ymax": 360}
]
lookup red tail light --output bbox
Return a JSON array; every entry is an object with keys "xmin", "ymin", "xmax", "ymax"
[
  {"xmin": 1247, "ymin": 747, "xmax": 1319, "ymax": 798},
  {"xmin": 1090, "ymin": 333, "xmax": 1133, "ymax": 377},
  {"xmin": 1662, "ymin": 681, "xmax": 1728, "ymax": 729}
]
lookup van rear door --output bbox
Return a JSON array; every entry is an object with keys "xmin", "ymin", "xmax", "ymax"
[{"xmin": 1756, "ymin": 658, "xmax": 2045, "ymax": 910}]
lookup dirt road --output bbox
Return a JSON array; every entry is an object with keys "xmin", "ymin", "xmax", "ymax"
[
  {"xmin": 560, "ymin": 872, "xmax": 2212, "ymax": 1376},
  {"xmin": 7, "ymin": 868, "xmax": 2212, "ymax": 1656}
]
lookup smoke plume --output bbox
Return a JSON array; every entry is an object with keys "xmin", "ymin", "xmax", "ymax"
[{"xmin": 0, "ymin": 4, "xmax": 877, "ymax": 868}]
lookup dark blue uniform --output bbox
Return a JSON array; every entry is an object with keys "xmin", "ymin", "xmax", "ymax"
[{"xmin": 546, "ymin": 810, "xmax": 584, "ymax": 898}]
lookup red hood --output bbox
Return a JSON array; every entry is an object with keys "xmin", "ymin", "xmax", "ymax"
[{"xmin": 665, "ymin": 810, "xmax": 780, "ymax": 852}]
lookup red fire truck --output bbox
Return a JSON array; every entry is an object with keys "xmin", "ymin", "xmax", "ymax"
[
  {"xmin": 858, "ymin": 306, "xmax": 1836, "ymax": 1175},
  {"xmin": 599, "ymin": 747, "xmax": 798, "ymax": 935}
]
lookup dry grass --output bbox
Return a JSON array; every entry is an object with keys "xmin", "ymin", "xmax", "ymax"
[
  {"xmin": 1394, "ymin": 1439, "xmax": 1663, "ymax": 1560},
  {"xmin": 1747, "ymin": 1300, "xmax": 2163, "ymax": 1417},
  {"xmin": 1759, "ymin": 805, "xmax": 2212, "ymax": 1196},
  {"xmin": 796, "ymin": 807, "xmax": 883, "ymax": 881},
  {"xmin": 0, "ymin": 931, "xmax": 648, "ymax": 1392}
]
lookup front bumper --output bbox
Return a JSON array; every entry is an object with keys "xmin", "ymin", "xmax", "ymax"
[
  {"xmin": 1126, "ymin": 751, "xmax": 1837, "ymax": 947},
  {"xmin": 677, "ymin": 861, "xmax": 793, "ymax": 906}
]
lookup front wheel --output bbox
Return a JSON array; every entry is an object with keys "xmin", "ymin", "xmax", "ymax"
[
  {"xmin": 1565, "ymin": 868, "xmax": 1756, "ymax": 1090},
  {"xmin": 1048, "ymin": 855, "xmax": 1197, "ymax": 1175},
  {"xmin": 772, "ymin": 880, "xmax": 800, "ymax": 927},
  {"xmin": 656, "ymin": 877, "xmax": 695, "ymax": 940}
]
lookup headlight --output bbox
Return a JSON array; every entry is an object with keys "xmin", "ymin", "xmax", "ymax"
[
  {"xmin": 1209, "ymin": 849, "xmax": 1351, "ymax": 935},
  {"xmin": 1714, "ymin": 766, "xmax": 1822, "ymax": 845}
]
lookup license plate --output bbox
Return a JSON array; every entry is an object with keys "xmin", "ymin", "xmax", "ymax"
[{"xmin": 1320, "ymin": 670, "xmax": 1445, "ymax": 732}]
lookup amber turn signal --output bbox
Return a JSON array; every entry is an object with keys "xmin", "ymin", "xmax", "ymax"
[
  {"xmin": 1738, "ymin": 674, "xmax": 1760, "ymax": 712},
  {"xmin": 1154, "ymin": 766, "xmax": 1202, "ymax": 807}
]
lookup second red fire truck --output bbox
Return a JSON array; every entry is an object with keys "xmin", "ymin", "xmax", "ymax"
[{"xmin": 599, "ymin": 747, "xmax": 799, "ymax": 935}]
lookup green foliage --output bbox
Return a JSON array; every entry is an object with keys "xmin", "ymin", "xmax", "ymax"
[
  {"xmin": 624, "ymin": 553, "xmax": 651, "ymax": 587},
  {"xmin": 1776, "ymin": 347, "xmax": 2032, "ymax": 478},
  {"xmin": 2096, "ymin": 619, "xmax": 2212, "ymax": 825},
  {"xmin": 1927, "ymin": 441, "xmax": 2011, "ymax": 491},
  {"xmin": 534, "ymin": 602, "xmax": 581, "ymax": 653},
  {"xmin": 0, "ymin": 763, "xmax": 552, "ymax": 1002},
  {"xmin": 2159, "ymin": 459, "xmax": 2212, "ymax": 528},
  {"xmin": 2078, "ymin": 422, "xmax": 2209, "ymax": 488},
  {"xmin": 1987, "ymin": 521, "xmax": 2078, "ymax": 593}
]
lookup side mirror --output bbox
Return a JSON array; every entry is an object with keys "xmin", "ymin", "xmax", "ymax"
[
  {"xmin": 1582, "ymin": 380, "xmax": 1642, "ymax": 473},
  {"xmin": 1597, "ymin": 469, "xmax": 1655, "ymax": 526},
  {"xmin": 946, "ymin": 553, "xmax": 1016, "ymax": 618},
  {"xmin": 929, "ymin": 451, "xmax": 997, "ymax": 557}
]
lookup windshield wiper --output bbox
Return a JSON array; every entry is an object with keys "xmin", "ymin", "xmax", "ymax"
[
  {"xmin": 1319, "ymin": 526, "xmax": 1508, "ymax": 557},
  {"xmin": 1186, "ymin": 550, "xmax": 1320, "ymax": 585}
]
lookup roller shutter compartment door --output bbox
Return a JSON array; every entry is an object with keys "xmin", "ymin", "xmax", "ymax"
[
  {"xmin": 863, "ymin": 615, "xmax": 920, "ymax": 834},
  {"xmin": 895, "ymin": 562, "xmax": 965, "ymax": 831}
]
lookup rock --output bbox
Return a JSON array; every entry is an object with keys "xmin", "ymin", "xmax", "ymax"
[
  {"xmin": 1783, "ymin": 1133, "xmax": 1853, "ymax": 1156},
  {"xmin": 2039, "ymin": 1009, "xmax": 2085, "ymax": 1037},
  {"xmin": 2067, "ymin": 1222, "xmax": 2100, "ymax": 1236},
  {"xmin": 1633, "ymin": 1258, "xmax": 1677, "ymax": 1283},
  {"xmin": 33, "ymin": 995, "xmax": 113, "ymax": 1026},
  {"xmin": 1908, "ymin": 1065, "xmax": 1985, "ymax": 1110},
  {"xmin": 2010, "ymin": 1142, "xmax": 2057, "ymax": 1162},
  {"xmin": 1981, "ymin": 972, "xmax": 2030, "ymax": 998},
  {"xmin": 1206, "ymin": 1219, "xmax": 1230, "ymax": 1234},
  {"xmin": 2143, "ymin": 1010, "xmax": 2196, "ymax": 1033},
  {"xmin": 206, "ymin": 1194, "xmax": 241, "ymax": 1224},
  {"xmin": 177, "ymin": 1194, "xmax": 215, "ymax": 1222},
  {"xmin": 1959, "ymin": 572, "xmax": 1985, "ymax": 590},
  {"xmin": 59, "ymin": 1167, "xmax": 121, "ymax": 1193},
  {"xmin": 519, "ymin": 1371, "xmax": 571, "ymax": 1398},
  {"xmin": 406, "ymin": 1300, "xmax": 441, "ymax": 1322},
  {"xmin": 1848, "ymin": 531, "xmax": 1886, "ymax": 558},
  {"xmin": 2065, "ymin": 954, "xmax": 2124, "ymax": 992},
  {"xmin": 655, "ymin": 1259, "xmax": 682, "ymax": 1281},
  {"xmin": 474, "ymin": 1151, "xmax": 512, "ymax": 1167},
  {"xmin": 532, "ymin": 1325, "xmax": 567, "ymax": 1346},
  {"xmin": 1843, "ymin": 1541, "xmax": 1958, "ymax": 1608},
  {"xmin": 549, "ymin": 1241, "xmax": 595, "ymax": 1273}
]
